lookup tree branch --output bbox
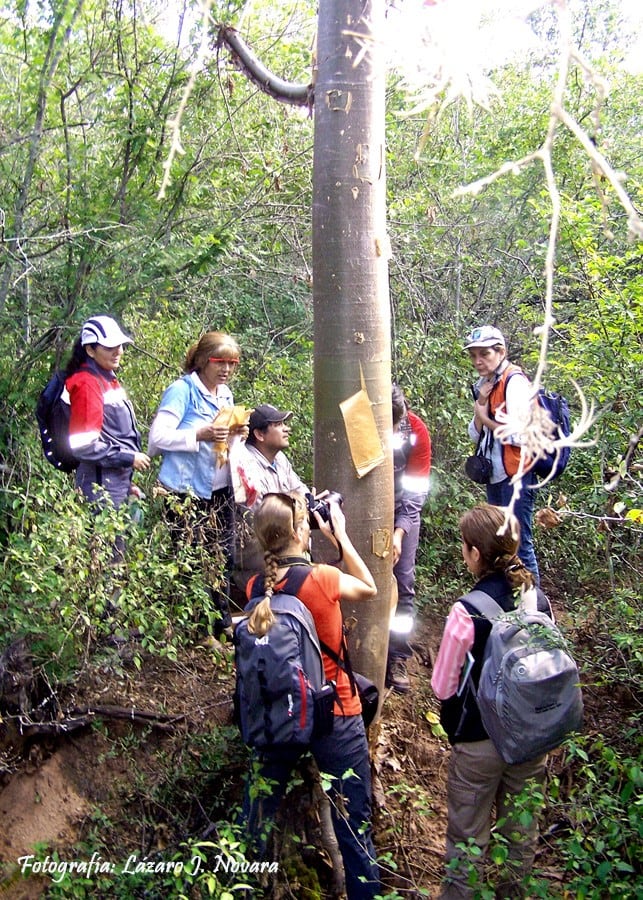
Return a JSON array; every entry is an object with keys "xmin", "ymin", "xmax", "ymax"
[
  {"xmin": 158, "ymin": 18, "xmax": 314, "ymax": 201},
  {"xmin": 216, "ymin": 25, "xmax": 313, "ymax": 108},
  {"xmin": 14, "ymin": 705, "xmax": 185, "ymax": 739}
]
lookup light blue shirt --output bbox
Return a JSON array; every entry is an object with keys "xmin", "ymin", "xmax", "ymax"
[{"xmin": 155, "ymin": 373, "xmax": 233, "ymax": 499}]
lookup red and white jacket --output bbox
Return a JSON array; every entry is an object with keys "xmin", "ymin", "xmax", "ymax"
[
  {"xmin": 66, "ymin": 360, "xmax": 141, "ymax": 469},
  {"xmin": 393, "ymin": 410, "xmax": 431, "ymax": 534}
]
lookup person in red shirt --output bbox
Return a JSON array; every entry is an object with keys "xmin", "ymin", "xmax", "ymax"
[
  {"xmin": 387, "ymin": 385, "xmax": 431, "ymax": 693},
  {"xmin": 240, "ymin": 491, "xmax": 381, "ymax": 900}
]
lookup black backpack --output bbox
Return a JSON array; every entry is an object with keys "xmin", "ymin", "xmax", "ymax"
[
  {"xmin": 504, "ymin": 369, "xmax": 572, "ymax": 481},
  {"xmin": 233, "ymin": 566, "xmax": 336, "ymax": 749},
  {"xmin": 36, "ymin": 367, "xmax": 103, "ymax": 472},
  {"xmin": 36, "ymin": 371, "xmax": 77, "ymax": 472}
]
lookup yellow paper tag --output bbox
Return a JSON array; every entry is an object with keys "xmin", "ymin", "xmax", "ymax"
[{"xmin": 339, "ymin": 367, "xmax": 385, "ymax": 478}]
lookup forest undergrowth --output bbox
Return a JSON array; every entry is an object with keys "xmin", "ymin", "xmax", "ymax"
[{"xmin": 0, "ymin": 527, "xmax": 640, "ymax": 900}]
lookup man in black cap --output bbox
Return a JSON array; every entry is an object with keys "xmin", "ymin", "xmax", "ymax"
[
  {"xmin": 232, "ymin": 404, "xmax": 308, "ymax": 591},
  {"xmin": 241, "ymin": 404, "xmax": 307, "ymax": 501}
]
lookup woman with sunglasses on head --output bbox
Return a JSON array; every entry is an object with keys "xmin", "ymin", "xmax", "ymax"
[
  {"xmin": 240, "ymin": 491, "xmax": 381, "ymax": 899},
  {"xmin": 65, "ymin": 315, "xmax": 150, "ymax": 512},
  {"xmin": 148, "ymin": 331, "xmax": 245, "ymax": 634}
]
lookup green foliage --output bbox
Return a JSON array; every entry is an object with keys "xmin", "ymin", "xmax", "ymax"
[
  {"xmin": 0, "ymin": 475, "xmax": 231, "ymax": 684},
  {"xmin": 533, "ymin": 738, "xmax": 643, "ymax": 899},
  {"xmin": 235, "ymin": 331, "xmax": 315, "ymax": 485},
  {"xmin": 385, "ymin": 780, "xmax": 437, "ymax": 822},
  {"xmin": 571, "ymin": 586, "xmax": 643, "ymax": 696},
  {"xmin": 28, "ymin": 832, "xmax": 257, "ymax": 898}
]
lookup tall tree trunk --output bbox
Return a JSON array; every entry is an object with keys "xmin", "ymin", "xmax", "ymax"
[{"xmin": 312, "ymin": 0, "xmax": 392, "ymax": 693}]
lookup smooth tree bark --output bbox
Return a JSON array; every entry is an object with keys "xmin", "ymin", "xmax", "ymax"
[
  {"xmin": 312, "ymin": 0, "xmax": 393, "ymax": 692},
  {"xmin": 220, "ymin": 1, "xmax": 393, "ymax": 697}
]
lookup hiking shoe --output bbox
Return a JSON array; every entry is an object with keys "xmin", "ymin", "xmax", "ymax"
[{"xmin": 386, "ymin": 659, "xmax": 410, "ymax": 694}]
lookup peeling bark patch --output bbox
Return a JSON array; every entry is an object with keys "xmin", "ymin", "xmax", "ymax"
[
  {"xmin": 353, "ymin": 144, "xmax": 373, "ymax": 184},
  {"xmin": 375, "ymin": 235, "xmax": 391, "ymax": 258},
  {"xmin": 325, "ymin": 90, "xmax": 352, "ymax": 113},
  {"xmin": 371, "ymin": 528, "xmax": 392, "ymax": 558}
]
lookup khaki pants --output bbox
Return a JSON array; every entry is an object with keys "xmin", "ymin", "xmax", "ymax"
[{"xmin": 440, "ymin": 739, "xmax": 546, "ymax": 899}]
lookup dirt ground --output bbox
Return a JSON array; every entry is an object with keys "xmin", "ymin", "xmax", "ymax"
[{"xmin": 0, "ymin": 602, "xmax": 600, "ymax": 900}]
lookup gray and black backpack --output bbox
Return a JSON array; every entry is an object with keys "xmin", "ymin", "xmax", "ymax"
[
  {"xmin": 233, "ymin": 567, "xmax": 336, "ymax": 750},
  {"xmin": 466, "ymin": 589, "xmax": 584, "ymax": 764}
]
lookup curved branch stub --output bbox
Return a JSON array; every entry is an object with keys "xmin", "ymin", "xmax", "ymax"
[{"xmin": 217, "ymin": 25, "xmax": 313, "ymax": 110}]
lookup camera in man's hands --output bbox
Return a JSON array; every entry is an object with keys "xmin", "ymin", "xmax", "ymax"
[{"xmin": 305, "ymin": 491, "xmax": 344, "ymax": 529}]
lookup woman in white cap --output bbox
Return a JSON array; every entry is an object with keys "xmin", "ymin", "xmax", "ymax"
[
  {"xmin": 64, "ymin": 315, "xmax": 150, "ymax": 512},
  {"xmin": 464, "ymin": 325, "xmax": 539, "ymax": 581}
]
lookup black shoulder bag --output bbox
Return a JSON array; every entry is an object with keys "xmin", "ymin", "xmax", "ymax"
[
  {"xmin": 320, "ymin": 631, "xmax": 380, "ymax": 728},
  {"xmin": 464, "ymin": 427, "xmax": 494, "ymax": 484}
]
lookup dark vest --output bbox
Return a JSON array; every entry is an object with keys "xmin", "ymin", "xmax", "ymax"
[{"xmin": 439, "ymin": 575, "xmax": 516, "ymax": 745}]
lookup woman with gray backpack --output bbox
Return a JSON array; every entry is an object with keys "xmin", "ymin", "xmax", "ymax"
[{"xmin": 431, "ymin": 503, "xmax": 581, "ymax": 899}]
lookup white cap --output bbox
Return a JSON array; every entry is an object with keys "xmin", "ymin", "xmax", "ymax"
[
  {"xmin": 463, "ymin": 325, "xmax": 506, "ymax": 350},
  {"xmin": 81, "ymin": 316, "xmax": 132, "ymax": 348}
]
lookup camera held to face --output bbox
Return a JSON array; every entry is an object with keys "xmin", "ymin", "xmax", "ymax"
[{"xmin": 305, "ymin": 491, "xmax": 344, "ymax": 529}]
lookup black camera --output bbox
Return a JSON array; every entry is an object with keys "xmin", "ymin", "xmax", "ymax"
[
  {"xmin": 305, "ymin": 491, "xmax": 344, "ymax": 529},
  {"xmin": 464, "ymin": 454, "xmax": 493, "ymax": 484}
]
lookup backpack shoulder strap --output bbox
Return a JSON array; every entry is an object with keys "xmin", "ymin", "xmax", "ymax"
[
  {"xmin": 281, "ymin": 564, "xmax": 313, "ymax": 595},
  {"xmin": 492, "ymin": 363, "xmax": 525, "ymax": 398},
  {"xmin": 249, "ymin": 563, "xmax": 312, "ymax": 600},
  {"xmin": 277, "ymin": 563, "xmax": 353, "ymax": 687},
  {"xmin": 269, "ymin": 592, "xmax": 326, "ymax": 690},
  {"xmin": 244, "ymin": 564, "xmax": 324, "ymax": 660},
  {"xmin": 461, "ymin": 589, "xmax": 504, "ymax": 621},
  {"xmin": 268, "ymin": 592, "xmax": 317, "ymax": 638},
  {"xmin": 319, "ymin": 631, "xmax": 358, "ymax": 698}
]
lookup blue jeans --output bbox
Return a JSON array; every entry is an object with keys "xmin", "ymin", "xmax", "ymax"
[
  {"xmin": 242, "ymin": 715, "xmax": 381, "ymax": 899},
  {"xmin": 486, "ymin": 471, "xmax": 539, "ymax": 583}
]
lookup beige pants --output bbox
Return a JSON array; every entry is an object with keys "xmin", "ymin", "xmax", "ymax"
[{"xmin": 440, "ymin": 739, "xmax": 546, "ymax": 899}]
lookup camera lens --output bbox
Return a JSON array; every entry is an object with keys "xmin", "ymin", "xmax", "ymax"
[{"xmin": 305, "ymin": 492, "xmax": 343, "ymax": 529}]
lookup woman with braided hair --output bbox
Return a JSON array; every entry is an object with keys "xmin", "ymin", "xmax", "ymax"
[
  {"xmin": 432, "ymin": 503, "xmax": 552, "ymax": 899},
  {"xmin": 240, "ymin": 491, "xmax": 381, "ymax": 900}
]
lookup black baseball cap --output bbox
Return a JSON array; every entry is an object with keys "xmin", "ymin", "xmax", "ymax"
[{"xmin": 249, "ymin": 404, "xmax": 293, "ymax": 431}]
